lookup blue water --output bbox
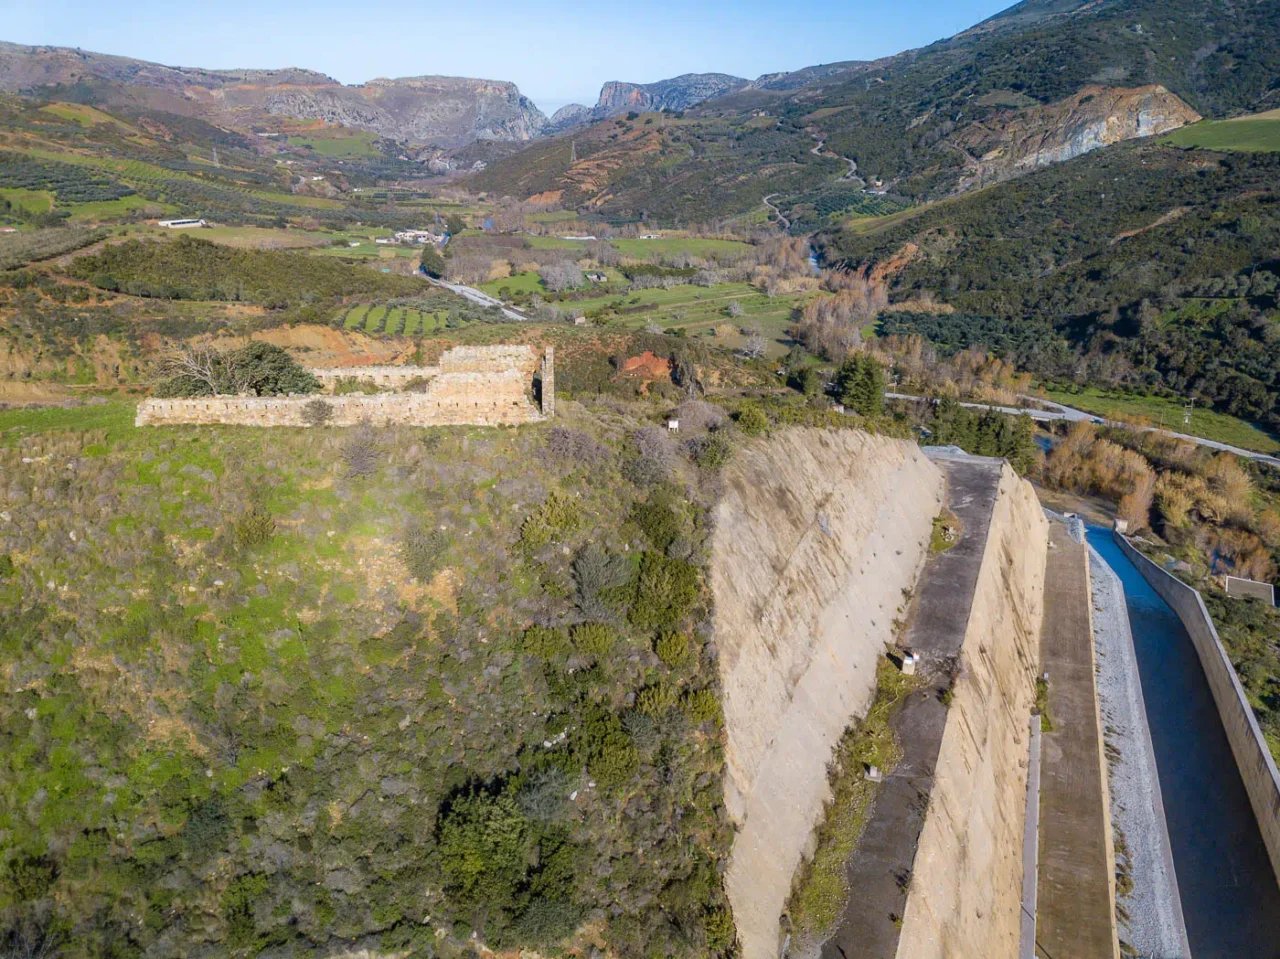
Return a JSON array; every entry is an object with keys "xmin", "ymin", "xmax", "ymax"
[{"xmin": 1087, "ymin": 528, "xmax": 1280, "ymax": 956}]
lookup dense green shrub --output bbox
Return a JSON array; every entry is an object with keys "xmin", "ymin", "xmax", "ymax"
[
  {"xmin": 654, "ymin": 632, "xmax": 694, "ymax": 670},
  {"xmin": 519, "ymin": 491, "xmax": 582, "ymax": 552},
  {"xmin": 630, "ymin": 552, "xmax": 700, "ymax": 631}
]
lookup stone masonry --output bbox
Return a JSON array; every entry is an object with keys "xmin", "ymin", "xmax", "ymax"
[{"xmin": 136, "ymin": 345, "xmax": 553, "ymax": 427}]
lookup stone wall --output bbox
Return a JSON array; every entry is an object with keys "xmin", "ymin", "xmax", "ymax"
[
  {"xmin": 710, "ymin": 429, "xmax": 946, "ymax": 959},
  {"xmin": 136, "ymin": 345, "xmax": 554, "ymax": 427},
  {"xmin": 1116, "ymin": 534, "xmax": 1280, "ymax": 886},
  {"xmin": 311, "ymin": 366, "xmax": 438, "ymax": 392},
  {"xmin": 895, "ymin": 463, "xmax": 1048, "ymax": 959}
]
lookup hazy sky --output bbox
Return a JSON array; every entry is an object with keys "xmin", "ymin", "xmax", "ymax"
[{"xmin": 1, "ymin": 0, "xmax": 1015, "ymax": 113}]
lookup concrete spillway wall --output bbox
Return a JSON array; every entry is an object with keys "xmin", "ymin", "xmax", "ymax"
[
  {"xmin": 1115, "ymin": 534, "xmax": 1280, "ymax": 887},
  {"xmin": 896, "ymin": 463, "xmax": 1047, "ymax": 959},
  {"xmin": 710, "ymin": 429, "xmax": 946, "ymax": 959}
]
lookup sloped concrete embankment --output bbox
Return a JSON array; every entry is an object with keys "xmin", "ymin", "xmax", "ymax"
[
  {"xmin": 711, "ymin": 429, "xmax": 945, "ymax": 959},
  {"xmin": 895, "ymin": 463, "xmax": 1047, "ymax": 959}
]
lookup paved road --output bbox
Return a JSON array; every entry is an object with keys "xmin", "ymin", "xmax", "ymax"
[
  {"xmin": 423, "ymin": 275, "xmax": 528, "ymax": 322},
  {"xmin": 887, "ymin": 392, "xmax": 1280, "ymax": 468}
]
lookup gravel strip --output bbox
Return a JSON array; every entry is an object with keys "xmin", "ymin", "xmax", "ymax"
[{"xmin": 1089, "ymin": 545, "xmax": 1192, "ymax": 958}]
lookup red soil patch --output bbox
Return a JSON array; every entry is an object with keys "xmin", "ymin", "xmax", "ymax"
[{"xmin": 620, "ymin": 350, "xmax": 673, "ymax": 381}]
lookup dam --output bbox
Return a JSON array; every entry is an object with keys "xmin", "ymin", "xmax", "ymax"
[{"xmin": 712, "ymin": 428, "xmax": 1280, "ymax": 959}]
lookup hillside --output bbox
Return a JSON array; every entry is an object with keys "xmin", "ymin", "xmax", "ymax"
[
  {"xmin": 472, "ymin": 0, "xmax": 1280, "ymax": 220},
  {"xmin": 824, "ymin": 141, "xmax": 1280, "ymax": 432}
]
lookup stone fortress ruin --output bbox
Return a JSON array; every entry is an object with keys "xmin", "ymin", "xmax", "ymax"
[{"xmin": 135, "ymin": 345, "xmax": 554, "ymax": 427}]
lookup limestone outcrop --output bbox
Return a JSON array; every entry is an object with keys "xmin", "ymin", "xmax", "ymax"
[
  {"xmin": 954, "ymin": 85, "xmax": 1200, "ymax": 192},
  {"xmin": 711, "ymin": 429, "xmax": 945, "ymax": 959}
]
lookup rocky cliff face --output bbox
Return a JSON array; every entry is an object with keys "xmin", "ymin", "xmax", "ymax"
[
  {"xmin": 954, "ymin": 84, "xmax": 1201, "ymax": 192},
  {"xmin": 592, "ymin": 73, "xmax": 749, "ymax": 116},
  {"xmin": 0, "ymin": 42, "xmax": 548, "ymax": 147}
]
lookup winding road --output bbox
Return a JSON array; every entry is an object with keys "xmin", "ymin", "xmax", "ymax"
[
  {"xmin": 886, "ymin": 392, "xmax": 1280, "ymax": 468},
  {"xmin": 762, "ymin": 193, "xmax": 790, "ymax": 231}
]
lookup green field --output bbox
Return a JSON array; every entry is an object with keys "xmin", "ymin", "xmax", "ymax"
[
  {"xmin": 1, "ymin": 186, "xmax": 54, "ymax": 214},
  {"xmin": 287, "ymin": 132, "xmax": 381, "ymax": 157},
  {"xmin": 340, "ymin": 303, "xmax": 445, "ymax": 336},
  {"xmin": 1164, "ymin": 113, "xmax": 1280, "ymax": 153},
  {"xmin": 1042, "ymin": 386, "xmax": 1280, "ymax": 454},
  {"xmin": 480, "ymin": 271, "xmax": 549, "ymax": 295},
  {"xmin": 612, "ymin": 236, "xmax": 753, "ymax": 259}
]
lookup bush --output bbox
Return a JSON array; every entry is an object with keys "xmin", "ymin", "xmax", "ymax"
[
  {"xmin": 519, "ymin": 491, "xmax": 582, "ymax": 552},
  {"xmin": 636, "ymin": 682, "xmax": 678, "ymax": 717},
  {"xmin": 438, "ymin": 790, "xmax": 532, "ymax": 909},
  {"xmin": 301, "ymin": 398, "xmax": 334, "ymax": 426},
  {"xmin": 570, "ymin": 622, "xmax": 617, "ymax": 659},
  {"xmin": 690, "ymin": 431, "xmax": 734, "ymax": 470},
  {"xmin": 343, "ymin": 423, "xmax": 381, "ymax": 478},
  {"xmin": 572, "ymin": 542, "xmax": 632, "ymax": 619},
  {"xmin": 401, "ymin": 523, "xmax": 448, "ymax": 582},
  {"xmin": 523, "ymin": 625, "xmax": 569, "ymax": 659},
  {"xmin": 630, "ymin": 552, "xmax": 700, "ymax": 631},
  {"xmin": 655, "ymin": 632, "xmax": 694, "ymax": 670},
  {"xmin": 683, "ymin": 687, "xmax": 722, "ymax": 726},
  {"xmin": 233, "ymin": 505, "xmax": 275, "ymax": 549},
  {"xmin": 735, "ymin": 404, "xmax": 769, "ymax": 436},
  {"xmin": 0, "ymin": 553, "xmax": 15, "ymax": 580}
]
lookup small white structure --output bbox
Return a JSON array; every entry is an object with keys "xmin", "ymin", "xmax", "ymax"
[
  {"xmin": 561, "ymin": 235, "xmax": 597, "ymax": 241},
  {"xmin": 901, "ymin": 650, "xmax": 919, "ymax": 676},
  {"xmin": 585, "ymin": 271, "xmax": 608, "ymax": 283},
  {"xmin": 1223, "ymin": 575, "xmax": 1276, "ymax": 606},
  {"xmin": 374, "ymin": 238, "xmax": 392, "ymax": 245},
  {"xmin": 157, "ymin": 218, "xmax": 207, "ymax": 229},
  {"xmin": 1114, "ymin": 518, "xmax": 1129, "ymax": 534},
  {"xmin": 667, "ymin": 419, "xmax": 679, "ymax": 431},
  {"xmin": 865, "ymin": 765, "xmax": 883, "ymax": 783},
  {"xmin": 393, "ymin": 229, "xmax": 445, "ymax": 246},
  {"xmin": 640, "ymin": 233, "xmax": 661, "ymax": 239}
]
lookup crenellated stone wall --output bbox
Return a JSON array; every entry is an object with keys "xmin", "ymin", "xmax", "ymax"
[{"xmin": 136, "ymin": 345, "xmax": 553, "ymax": 427}]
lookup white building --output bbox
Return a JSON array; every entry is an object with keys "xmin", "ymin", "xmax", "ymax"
[
  {"xmin": 393, "ymin": 230, "xmax": 445, "ymax": 246},
  {"xmin": 157, "ymin": 218, "xmax": 207, "ymax": 229}
]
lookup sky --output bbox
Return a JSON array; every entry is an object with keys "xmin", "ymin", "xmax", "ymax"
[{"xmin": 1, "ymin": 0, "xmax": 1016, "ymax": 114}]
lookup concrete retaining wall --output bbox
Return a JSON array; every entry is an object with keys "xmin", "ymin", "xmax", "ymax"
[
  {"xmin": 1115, "ymin": 533, "xmax": 1280, "ymax": 887},
  {"xmin": 896, "ymin": 465, "xmax": 1048, "ymax": 959},
  {"xmin": 711, "ymin": 429, "xmax": 946, "ymax": 959}
]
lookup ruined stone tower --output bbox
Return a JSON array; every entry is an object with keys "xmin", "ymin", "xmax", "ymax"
[{"xmin": 541, "ymin": 347, "xmax": 555, "ymax": 418}]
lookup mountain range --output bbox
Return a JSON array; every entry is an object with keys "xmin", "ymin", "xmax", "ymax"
[{"xmin": 0, "ymin": 41, "xmax": 779, "ymax": 147}]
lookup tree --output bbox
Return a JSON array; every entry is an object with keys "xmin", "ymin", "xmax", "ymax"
[
  {"xmin": 836, "ymin": 353, "xmax": 885, "ymax": 415},
  {"xmin": 539, "ymin": 261, "xmax": 583, "ymax": 292},
  {"xmin": 438, "ymin": 790, "xmax": 532, "ymax": 910},
  {"xmin": 419, "ymin": 247, "xmax": 445, "ymax": 277},
  {"xmin": 738, "ymin": 333, "xmax": 767, "ymax": 359},
  {"xmin": 445, "ymin": 213, "xmax": 466, "ymax": 235},
  {"xmin": 156, "ymin": 342, "xmax": 319, "ymax": 397}
]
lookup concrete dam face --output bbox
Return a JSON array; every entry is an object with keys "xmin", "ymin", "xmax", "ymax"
[{"xmin": 710, "ymin": 430, "xmax": 1047, "ymax": 959}]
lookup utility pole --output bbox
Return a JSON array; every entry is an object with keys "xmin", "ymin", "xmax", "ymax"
[
  {"xmin": 570, "ymin": 140, "xmax": 576, "ymax": 164},
  {"xmin": 1183, "ymin": 398, "xmax": 1194, "ymax": 426}
]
